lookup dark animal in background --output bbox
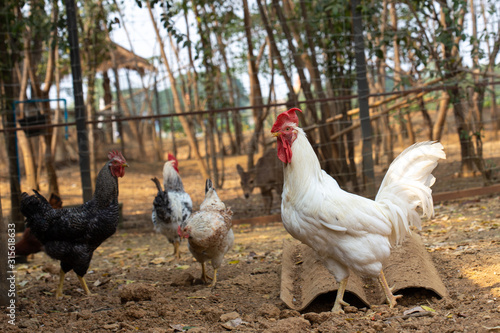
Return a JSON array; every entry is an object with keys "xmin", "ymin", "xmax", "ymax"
[
  {"xmin": 236, "ymin": 149, "xmax": 284, "ymax": 214},
  {"xmin": 20, "ymin": 151, "xmax": 128, "ymax": 298}
]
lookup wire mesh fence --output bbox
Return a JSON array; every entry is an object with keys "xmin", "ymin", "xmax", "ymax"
[
  {"xmin": 1, "ymin": 0, "xmax": 499, "ymax": 230},
  {"xmin": 1, "ymin": 80, "xmax": 499, "ymax": 230}
]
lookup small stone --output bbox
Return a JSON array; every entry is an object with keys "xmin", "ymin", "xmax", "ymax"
[
  {"xmin": 266, "ymin": 317, "xmax": 311, "ymax": 333},
  {"xmin": 119, "ymin": 283, "xmax": 154, "ymax": 304},
  {"xmin": 279, "ymin": 309, "xmax": 301, "ymax": 319},
  {"xmin": 344, "ymin": 306, "xmax": 358, "ymax": 313},
  {"xmin": 372, "ymin": 322, "xmax": 386, "ymax": 331},
  {"xmin": 258, "ymin": 303, "xmax": 281, "ymax": 319},
  {"xmin": 76, "ymin": 309, "xmax": 92, "ymax": 320},
  {"xmin": 170, "ymin": 272, "xmax": 195, "ymax": 287},
  {"xmin": 126, "ymin": 307, "xmax": 147, "ymax": 319},
  {"xmin": 220, "ymin": 311, "xmax": 240, "ymax": 322},
  {"xmin": 146, "ymin": 328, "xmax": 168, "ymax": 333},
  {"xmin": 103, "ymin": 323, "xmax": 120, "ymax": 330},
  {"xmin": 18, "ymin": 318, "xmax": 39, "ymax": 330},
  {"xmin": 221, "ymin": 317, "xmax": 243, "ymax": 330}
]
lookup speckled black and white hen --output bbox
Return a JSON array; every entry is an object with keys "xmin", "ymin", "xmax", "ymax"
[
  {"xmin": 178, "ymin": 179, "xmax": 234, "ymax": 288},
  {"xmin": 20, "ymin": 151, "xmax": 128, "ymax": 298},
  {"xmin": 151, "ymin": 153, "xmax": 192, "ymax": 261}
]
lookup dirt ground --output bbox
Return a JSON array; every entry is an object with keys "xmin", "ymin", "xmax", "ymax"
[{"xmin": 2, "ymin": 153, "xmax": 500, "ymax": 332}]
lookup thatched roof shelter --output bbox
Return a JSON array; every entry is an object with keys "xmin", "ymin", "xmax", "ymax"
[{"xmin": 98, "ymin": 41, "xmax": 155, "ymax": 75}]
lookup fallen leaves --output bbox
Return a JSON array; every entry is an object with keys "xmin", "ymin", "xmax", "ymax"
[
  {"xmin": 175, "ymin": 265, "xmax": 190, "ymax": 270},
  {"xmin": 149, "ymin": 257, "xmax": 167, "ymax": 265}
]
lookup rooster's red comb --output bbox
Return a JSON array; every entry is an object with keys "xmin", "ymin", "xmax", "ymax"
[
  {"xmin": 271, "ymin": 108, "xmax": 302, "ymax": 133},
  {"xmin": 108, "ymin": 150, "xmax": 126, "ymax": 162},
  {"xmin": 167, "ymin": 153, "xmax": 179, "ymax": 172},
  {"xmin": 167, "ymin": 153, "xmax": 177, "ymax": 162}
]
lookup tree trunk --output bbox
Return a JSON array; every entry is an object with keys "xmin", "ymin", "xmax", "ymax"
[
  {"xmin": 0, "ymin": 9, "xmax": 23, "ymax": 229},
  {"xmin": 153, "ymin": 76, "xmax": 163, "ymax": 159},
  {"xmin": 146, "ymin": 1, "xmax": 209, "ymax": 180},
  {"xmin": 404, "ymin": 110, "xmax": 416, "ymax": 143},
  {"xmin": 417, "ymin": 96, "xmax": 433, "ymax": 140},
  {"xmin": 272, "ymin": 0, "xmax": 342, "ymax": 177},
  {"xmin": 432, "ymin": 92, "xmax": 450, "ymax": 141},
  {"xmin": 390, "ymin": 1, "xmax": 406, "ymax": 148},
  {"xmin": 298, "ymin": 0, "xmax": 350, "ymax": 181},
  {"xmin": 194, "ymin": 3, "xmax": 222, "ymax": 187},
  {"xmin": 15, "ymin": 56, "xmax": 38, "ymax": 190},
  {"xmin": 23, "ymin": 2, "xmax": 59, "ymax": 196},
  {"xmin": 112, "ymin": 67, "xmax": 126, "ymax": 155},
  {"xmin": 51, "ymin": 48, "xmax": 63, "ymax": 157},
  {"xmin": 102, "ymin": 71, "xmax": 114, "ymax": 143},
  {"xmin": 377, "ymin": 0, "xmax": 394, "ymax": 165},
  {"xmin": 86, "ymin": 70, "xmax": 97, "ymax": 186},
  {"xmin": 211, "ymin": 4, "xmax": 242, "ymax": 155},
  {"xmin": 243, "ymin": 0, "xmax": 266, "ymax": 169},
  {"xmin": 448, "ymin": 87, "xmax": 481, "ymax": 177},
  {"xmin": 125, "ymin": 70, "xmax": 147, "ymax": 158},
  {"xmin": 257, "ymin": 0, "xmax": 298, "ymax": 107}
]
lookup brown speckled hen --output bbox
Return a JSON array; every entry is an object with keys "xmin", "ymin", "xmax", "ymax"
[
  {"xmin": 20, "ymin": 151, "xmax": 128, "ymax": 298},
  {"xmin": 178, "ymin": 179, "xmax": 233, "ymax": 288}
]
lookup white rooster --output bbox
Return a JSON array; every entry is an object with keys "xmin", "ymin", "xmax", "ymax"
[
  {"xmin": 271, "ymin": 108, "xmax": 445, "ymax": 313},
  {"xmin": 152, "ymin": 153, "xmax": 193, "ymax": 261},
  {"xmin": 178, "ymin": 179, "xmax": 234, "ymax": 288}
]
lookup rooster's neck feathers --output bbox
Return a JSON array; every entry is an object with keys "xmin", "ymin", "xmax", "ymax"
[
  {"xmin": 283, "ymin": 127, "xmax": 329, "ymax": 197},
  {"xmin": 163, "ymin": 162, "xmax": 185, "ymax": 191},
  {"xmin": 93, "ymin": 162, "xmax": 119, "ymax": 207}
]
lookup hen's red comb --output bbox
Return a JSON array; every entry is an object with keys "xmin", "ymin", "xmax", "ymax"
[
  {"xmin": 271, "ymin": 108, "xmax": 302, "ymax": 133},
  {"xmin": 108, "ymin": 150, "xmax": 126, "ymax": 162}
]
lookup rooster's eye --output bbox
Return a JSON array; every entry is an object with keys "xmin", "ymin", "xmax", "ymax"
[{"xmin": 285, "ymin": 127, "xmax": 290, "ymax": 131}]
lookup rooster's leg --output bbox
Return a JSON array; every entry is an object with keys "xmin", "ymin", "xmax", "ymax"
[
  {"xmin": 55, "ymin": 269, "xmax": 66, "ymax": 298},
  {"xmin": 331, "ymin": 278, "xmax": 350, "ymax": 314},
  {"xmin": 209, "ymin": 268, "xmax": 218, "ymax": 288},
  {"xmin": 378, "ymin": 270, "xmax": 402, "ymax": 308},
  {"xmin": 77, "ymin": 275, "xmax": 93, "ymax": 296}
]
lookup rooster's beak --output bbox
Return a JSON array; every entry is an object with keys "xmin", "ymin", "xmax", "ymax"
[
  {"xmin": 272, "ymin": 132, "xmax": 280, "ymax": 137},
  {"xmin": 123, "ymin": 163, "xmax": 129, "ymax": 167}
]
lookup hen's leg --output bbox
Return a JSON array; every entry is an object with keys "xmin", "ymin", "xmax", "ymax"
[
  {"xmin": 201, "ymin": 262, "xmax": 213, "ymax": 283},
  {"xmin": 209, "ymin": 268, "xmax": 218, "ymax": 288},
  {"xmin": 332, "ymin": 278, "xmax": 350, "ymax": 314},
  {"xmin": 77, "ymin": 275, "xmax": 93, "ymax": 296},
  {"xmin": 56, "ymin": 269, "xmax": 66, "ymax": 298},
  {"xmin": 378, "ymin": 270, "xmax": 402, "ymax": 307},
  {"xmin": 173, "ymin": 241, "xmax": 180, "ymax": 261}
]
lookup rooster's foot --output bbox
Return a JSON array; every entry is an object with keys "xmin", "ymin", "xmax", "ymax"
[
  {"xmin": 386, "ymin": 293, "xmax": 403, "ymax": 308},
  {"xmin": 331, "ymin": 300, "xmax": 349, "ymax": 314},
  {"xmin": 378, "ymin": 270, "xmax": 403, "ymax": 308}
]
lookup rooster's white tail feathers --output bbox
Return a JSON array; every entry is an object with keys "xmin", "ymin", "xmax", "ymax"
[{"xmin": 375, "ymin": 141, "xmax": 446, "ymax": 244}]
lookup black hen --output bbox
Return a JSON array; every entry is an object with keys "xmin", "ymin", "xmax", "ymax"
[
  {"xmin": 16, "ymin": 193, "xmax": 63, "ymax": 257},
  {"xmin": 20, "ymin": 151, "xmax": 128, "ymax": 298}
]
